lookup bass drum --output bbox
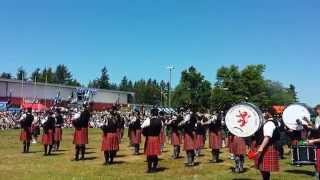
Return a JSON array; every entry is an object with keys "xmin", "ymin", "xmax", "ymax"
[
  {"xmin": 282, "ymin": 103, "xmax": 312, "ymax": 131},
  {"xmin": 225, "ymin": 103, "xmax": 263, "ymax": 138}
]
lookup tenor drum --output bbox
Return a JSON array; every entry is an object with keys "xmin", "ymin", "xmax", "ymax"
[
  {"xmin": 282, "ymin": 103, "xmax": 311, "ymax": 131},
  {"xmin": 225, "ymin": 103, "xmax": 263, "ymax": 138},
  {"xmin": 292, "ymin": 145, "xmax": 316, "ymax": 165}
]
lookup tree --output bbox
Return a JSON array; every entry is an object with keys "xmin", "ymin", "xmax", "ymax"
[
  {"xmin": 31, "ymin": 68, "xmax": 41, "ymax": 82},
  {"xmin": 0, "ymin": 72, "xmax": 12, "ymax": 79},
  {"xmin": 16, "ymin": 67, "xmax": 27, "ymax": 80},
  {"xmin": 288, "ymin": 84, "xmax": 298, "ymax": 102},
  {"xmin": 172, "ymin": 66, "xmax": 211, "ymax": 111},
  {"xmin": 119, "ymin": 76, "xmax": 129, "ymax": 91},
  {"xmin": 89, "ymin": 66, "xmax": 110, "ymax": 89},
  {"xmin": 55, "ymin": 64, "xmax": 72, "ymax": 84}
]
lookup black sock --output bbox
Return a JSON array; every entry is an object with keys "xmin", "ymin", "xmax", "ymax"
[
  {"xmin": 26, "ymin": 142, "xmax": 30, "ymax": 152},
  {"xmin": 104, "ymin": 151, "xmax": 109, "ymax": 164},
  {"xmin": 44, "ymin": 145, "xmax": 48, "ymax": 155},
  {"xmin": 23, "ymin": 143, "xmax": 26, "ymax": 153},
  {"xmin": 75, "ymin": 146, "xmax": 80, "ymax": 160},
  {"xmin": 81, "ymin": 146, "xmax": 85, "ymax": 159},
  {"xmin": 48, "ymin": 145, "xmax": 53, "ymax": 155},
  {"xmin": 56, "ymin": 141, "xmax": 60, "ymax": 150},
  {"xmin": 262, "ymin": 171, "xmax": 270, "ymax": 180}
]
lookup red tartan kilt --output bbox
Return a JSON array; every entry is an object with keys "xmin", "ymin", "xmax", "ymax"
[
  {"xmin": 209, "ymin": 131, "xmax": 222, "ymax": 150},
  {"xmin": 42, "ymin": 130, "xmax": 54, "ymax": 145},
  {"xmin": 171, "ymin": 132, "xmax": 181, "ymax": 145},
  {"xmin": 231, "ymin": 136, "xmax": 246, "ymax": 155},
  {"xmin": 195, "ymin": 134, "xmax": 204, "ymax": 149},
  {"xmin": 73, "ymin": 128, "xmax": 86, "ymax": 145},
  {"xmin": 144, "ymin": 136, "xmax": 161, "ymax": 156},
  {"xmin": 101, "ymin": 133, "xmax": 119, "ymax": 151},
  {"xmin": 184, "ymin": 133, "xmax": 195, "ymax": 151},
  {"xmin": 83, "ymin": 128, "xmax": 89, "ymax": 144},
  {"xmin": 54, "ymin": 127, "xmax": 62, "ymax": 141},
  {"xmin": 255, "ymin": 145, "xmax": 279, "ymax": 172},
  {"xmin": 159, "ymin": 129, "xmax": 166, "ymax": 145},
  {"xmin": 316, "ymin": 148, "xmax": 320, "ymax": 172},
  {"xmin": 20, "ymin": 128, "xmax": 32, "ymax": 142},
  {"xmin": 131, "ymin": 129, "xmax": 142, "ymax": 144}
]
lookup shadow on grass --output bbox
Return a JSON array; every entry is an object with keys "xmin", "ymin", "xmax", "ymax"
[
  {"xmin": 232, "ymin": 178, "xmax": 254, "ymax": 180},
  {"xmin": 156, "ymin": 167, "xmax": 168, "ymax": 172},
  {"xmin": 83, "ymin": 157, "xmax": 98, "ymax": 161},
  {"xmin": 85, "ymin": 151, "xmax": 96, "ymax": 155},
  {"xmin": 284, "ymin": 169, "xmax": 314, "ymax": 176},
  {"xmin": 116, "ymin": 154, "xmax": 127, "ymax": 158},
  {"xmin": 229, "ymin": 167, "xmax": 249, "ymax": 173}
]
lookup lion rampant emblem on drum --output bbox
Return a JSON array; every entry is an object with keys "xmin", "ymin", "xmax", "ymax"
[{"xmin": 236, "ymin": 111, "xmax": 251, "ymax": 127}]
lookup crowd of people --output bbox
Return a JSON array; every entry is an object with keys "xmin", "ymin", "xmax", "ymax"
[{"xmin": 7, "ymin": 103, "xmax": 320, "ymax": 180}]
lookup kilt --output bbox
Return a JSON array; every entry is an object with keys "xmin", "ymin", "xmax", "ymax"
[
  {"xmin": 209, "ymin": 131, "xmax": 222, "ymax": 150},
  {"xmin": 42, "ymin": 130, "xmax": 54, "ymax": 145},
  {"xmin": 315, "ymin": 148, "xmax": 320, "ymax": 172},
  {"xmin": 159, "ymin": 129, "xmax": 166, "ymax": 145},
  {"xmin": 101, "ymin": 133, "xmax": 119, "ymax": 151},
  {"xmin": 83, "ymin": 128, "xmax": 89, "ymax": 144},
  {"xmin": 255, "ymin": 145, "xmax": 279, "ymax": 172},
  {"xmin": 171, "ymin": 131, "xmax": 181, "ymax": 146},
  {"xmin": 131, "ymin": 129, "xmax": 142, "ymax": 144},
  {"xmin": 20, "ymin": 128, "xmax": 32, "ymax": 142},
  {"xmin": 32, "ymin": 125, "xmax": 40, "ymax": 136},
  {"xmin": 195, "ymin": 134, "xmax": 204, "ymax": 149},
  {"xmin": 54, "ymin": 127, "xmax": 63, "ymax": 141},
  {"xmin": 73, "ymin": 128, "xmax": 86, "ymax": 145},
  {"xmin": 184, "ymin": 133, "xmax": 195, "ymax": 151},
  {"xmin": 144, "ymin": 136, "xmax": 161, "ymax": 156},
  {"xmin": 230, "ymin": 136, "xmax": 246, "ymax": 155}
]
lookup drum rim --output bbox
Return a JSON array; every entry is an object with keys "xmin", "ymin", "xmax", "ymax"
[{"xmin": 225, "ymin": 102, "xmax": 263, "ymax": 137}]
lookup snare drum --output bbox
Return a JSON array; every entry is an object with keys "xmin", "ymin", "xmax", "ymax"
[{"xmin": 292, "ymin": 145, "xmax": 316, "ymax": 165}]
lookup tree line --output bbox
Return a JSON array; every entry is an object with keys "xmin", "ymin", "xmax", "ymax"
[{"xmin": 0, "ymin": 64, "xmax": 297, "ymax": 110}]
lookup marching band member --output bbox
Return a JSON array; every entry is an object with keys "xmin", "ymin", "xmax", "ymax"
[
  {"xmin": 229, "ymin": 134, "xmax": 246, "ymax": 173},
  {"xmin": 167, "ymin": 113, "xmax": 182, "ymax": 159},
  {"xmin": 100, "ymin": 111, "xmax": 120, "ymax": 165},
  {"xmin": 206, "ymin": 113, "xmax": 222, "ymax": 163},
  {"xmin": 130, "ymin": 111, "xmax": 142, "ymax": 155},
  {"xmin": 179, "ymin": 109, "xmax": 197, "ymax": 167},
  {"xmin": 81, "ymin": 105, "xmax": 91, "ymax": 151},
  {"xmin": 72, "ymin": 109, "xmax": 85, "ymax": 161},
  {"xmin": 19, "ymin": 108, "xmax": 34, "ymax": 153},
  {"xmin": 54, "ymin": 109, "xmax": 64, "ymax": 151},
  {"xmin": 41, "ymin": 111, "xmax": 55, "ymax": 156},
  {"xmin": 254, "ymin": 112, "xmax": 280, "ymax": 180},
  {"xmin": 159, "ymin": 111, "xmax": 166, "ymax": 152},
  {"xmin": 142, "ymin": 108, "xmax": 162, "ymax": 173},
  {"xmin": 307, "ymin": 105, "xmax": 320, "ymax": 180},
  {"xmin": 195, "ymin": 115, "xmax": 206, "ymax": 157},
  {"xmin": 31, "ymin": 112, "xmax": 40, "ymax": 144}
]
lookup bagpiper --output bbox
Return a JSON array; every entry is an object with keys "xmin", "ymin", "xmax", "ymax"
[
  {"xmin": 130, "ymin": 111, "xmax": 142, "ymax": 155},
  {"xmin": 72, "ymin": 109, "xmax": 85, "ymax": 161},
  {"xmin": 54, "ymin": 108, "xmax": 64, "ymax": 151},
  {"xmin": 179, "ymin": 109, "xmax": 197, "ymax": 167},
  {"xmin": 208, "ymin": 112, "xmax": 222, "ymax": 163},
  {"xmin": 167, "ymin": 113, "xmax": 182, "ymax": 159},
  {"xmin": 19, "ymin": 108, "xmax": 34, "ymax": 153},
  {"xmin": 142, "ymin": 108, "xmax": 162, "ymax": 173},
  {"xmin": 41, "ymin": 111, "xmax": 55, "ymax": 156},
  {"xmin": 100, "ymin": 110, "xmax": 120, "ymax": 165}
]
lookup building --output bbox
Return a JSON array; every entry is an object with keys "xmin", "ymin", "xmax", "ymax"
[{"xmin": 0, "ymin": 78, "xmax": 135, "ymax": 111}]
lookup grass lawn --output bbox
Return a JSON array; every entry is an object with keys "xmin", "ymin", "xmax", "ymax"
[{"xmin": 0, "ymin": 129, "xmax": 315, "ymax": 180}]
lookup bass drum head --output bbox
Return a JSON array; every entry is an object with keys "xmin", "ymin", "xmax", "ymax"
[
  {"xmin": 282, "ymin": 103, "xmax": 311, "ymax": 130},
  {"xmin": 225, "ymin": 103, "xmax": 263, "ymax": 138}
]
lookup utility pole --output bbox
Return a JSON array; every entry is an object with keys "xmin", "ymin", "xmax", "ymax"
[{"xmin": 167, "ymin": 66, "xmax": 175, "ymax": 107}]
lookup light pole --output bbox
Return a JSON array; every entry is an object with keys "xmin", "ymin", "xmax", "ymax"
[{"xmin": 167, "ymin": 66, "xmax": 175, "ymax": 107}]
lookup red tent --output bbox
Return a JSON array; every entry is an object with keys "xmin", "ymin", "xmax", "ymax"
[{"xmin": 22, "ymin": 102, "xmax": 47, "ymax": 111}]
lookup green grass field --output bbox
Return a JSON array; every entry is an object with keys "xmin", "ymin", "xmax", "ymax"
[{"xmin": 0, "ymin": 129, "xmax": 315, "ymax": 180}]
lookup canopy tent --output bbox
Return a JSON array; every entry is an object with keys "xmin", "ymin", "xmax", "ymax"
[{"xmin": 22, "ymin": 102, "xmax": 47, "ymax": 111}]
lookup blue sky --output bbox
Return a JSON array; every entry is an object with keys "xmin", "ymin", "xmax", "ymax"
[{"xmin": 0, "ymin": 0, "xmax": 319, "ymax": 105}]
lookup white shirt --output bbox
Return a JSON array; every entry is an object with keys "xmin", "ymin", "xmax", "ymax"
[
  {"xmin": 263, "ymin": 121, "xmax": 276, "ymax": 138},
  {"xmin": 315, "ymin": 116, "xmax": 320, "ymax": 129}
]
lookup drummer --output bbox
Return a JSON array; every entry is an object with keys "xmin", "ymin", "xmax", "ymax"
[{"xmin": 307, "ymin": 105, "xmax": 320, "ymax": 180}]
